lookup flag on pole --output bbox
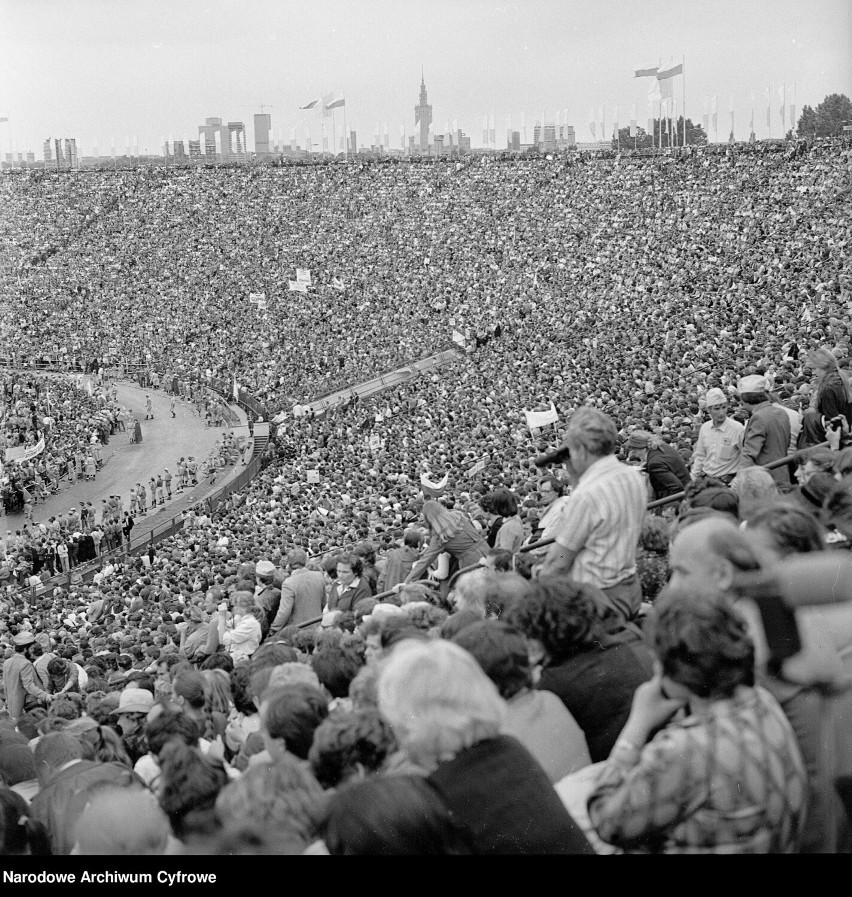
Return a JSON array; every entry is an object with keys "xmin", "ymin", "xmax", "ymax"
[
  {"xmin": 630, "ymin": 104, "xmax": 637, "ymax": 138},
  {"xmin": 612, "ymin": 106, "xmax": 619, "ymax": 138},
  {"xmin": 711, "ymin": 95, "xmax": 718, "ymax": 136},
  {"xmin": 648, "ymin": 80, "xmax": 662, "ymax": 104},
  {"xmin": 789, "ymin": 83, "xmax": 796, "ymax": 133},
  {"xmin": 778, "ymin": 84, "xmax": 786, "ymax": 131},
  {"xmin": 324, "ymin": 92, "xmax": 345, "ymax": 110},
  {"xmin": 0, "ymin": 117, "xmax": 8, "ymax": 124},
  {"xmin": 301, "ymin": 99, "xmax": 321, "ymax": 109},
  {"xmin": 482, "ymin": 115, "xmax": 488, "ymax": 145},
  {"xmin": 589, "ymin": 108, "xmax": 596, "ymax": 140},
  {"xmin": 420, "ymin": 472, "xmax": 448, "ymax": 498},
  {"xmin": 488, "ymin": 113, "xmax": 496, "ymax": 146},
  {"xmin": 703, "ymin": 97, "xmax": 710, "ymax": 134},
  {"xmin": 657, "ymin": 63, "xmax": 683, "ymax": 80},
  {"xmin": 634, "ymin": 66, "xmax": 659, "ymax": 78},
  {"xmin": 764, "ymin": 87, "xmax": 771, "ymax": 129},
  {"xmin": 729, "ymin": 94, "xmax": 735, "ymax": 142}
]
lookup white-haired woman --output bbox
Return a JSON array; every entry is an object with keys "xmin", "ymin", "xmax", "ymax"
[{"xmin": 377, "ymin": 639, "xmax": 593, "ymax": 854}]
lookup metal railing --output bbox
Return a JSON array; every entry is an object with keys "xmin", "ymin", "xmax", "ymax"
[
  {"xmin": 290, "ymin": 441, "xmax": 832, "ymax": 630},
  {"xmin": 438, "ymin": 442, "xmax": 830, "ymax": 591}
]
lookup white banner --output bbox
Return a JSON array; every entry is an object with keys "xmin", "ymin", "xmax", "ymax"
[
  {"xmin": 452, "ymin": 329, "xmax": 466, "ymax": 348},
  {"xmin": 249, "ymin": 292, "xmax": 266, "ymax": 304},
  {"xmin": 296, "ymin": 268, "xmax": 312, "ymax": 284},
  {"xmin": 523, "ymin": 402, "xmax": 558, "ymax": 431},
  {"xmin": 288, "ymin": 280, "xmax": 308, "ymax": 293},
  {"xmin": 7, "ymin": 436, "xmax": 45, "ymax": 464}
]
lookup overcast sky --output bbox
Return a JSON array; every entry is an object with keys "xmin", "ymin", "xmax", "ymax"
[{"xmin": 1, "ymin": 0, "xmax": 850, "ymax": 153}]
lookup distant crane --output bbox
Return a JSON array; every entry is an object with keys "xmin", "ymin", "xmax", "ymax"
[{"xmin": 241, "ymin": 103, "xmax": 275, "ymax": 114}]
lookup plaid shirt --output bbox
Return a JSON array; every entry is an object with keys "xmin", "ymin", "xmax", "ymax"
[{"xmin": 587, "ymin": 686, "xmax": 807, "ymax": 853}]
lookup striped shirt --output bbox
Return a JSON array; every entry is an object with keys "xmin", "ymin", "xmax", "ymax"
[{"xmin": 552, "ymin": 454, "xmax": 646, "ymax": 589}]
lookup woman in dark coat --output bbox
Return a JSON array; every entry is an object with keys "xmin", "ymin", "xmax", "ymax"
[
  {"xmin": 378, "ymin": 639, "xmax": 593, "ymax": 855},
  {"xmin": 505, "ymin": 577, "xmax": 655, "ymax": 763}
]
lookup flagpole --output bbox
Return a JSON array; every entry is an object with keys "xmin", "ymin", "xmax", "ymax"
[
  {"xmin": 682, "ymin": 55, "xmax": 686, "ymax": 147},
  {"xmin": 343, "ymin": 91, "xmax": 348, "ymax": 159},
  {"xmin": 332, "ymin": 105, "xmax": 337, "ymax": 157}
]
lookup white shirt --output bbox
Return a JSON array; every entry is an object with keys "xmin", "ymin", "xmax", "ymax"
[{"xmin": 690, "ymin": 416, "xmax": 745, "ymax": 478}]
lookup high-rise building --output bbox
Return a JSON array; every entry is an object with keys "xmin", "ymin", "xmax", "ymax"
[
  {"xmin": 414, "ymin": 69, "xmax": 432, "ymax": 151},
  {"xmin": 188, "ymin": 140, "xmax": 202, "ymax": 159},
  {"xmin": 253, "ymin": 113, "xmax": 271, "ymax": 155},
  {"xmin": 510, "ymin": 131, "xmax": 521, "ymax": 151},
  {"xmin": 349, "ymin": 130, "xmax": 357, "ymax": 154},
  {"xmin": 198, "ymin": 117, "xmax": 229, "ymax": 161},
  {"xmin": 54, "ymin": 139, "xmax": 63, "ymax": 168},
  {"xmin": 64, "ymin": 138, "xmax": 78, "ymax": 168},
  {"xmin": 173, "ymin": 140, "xmax": 187, "ymax": 161},
  {"xmin": 43, "ymin": 139, "xmax": 53, "ymax": 163},
  {"xmin": 26, "ymin": 152, "xmax": 34, "ymax": 163},
  {"xmin": 227, "ymin": 122, "xmax": 246, "ymax": 160}
]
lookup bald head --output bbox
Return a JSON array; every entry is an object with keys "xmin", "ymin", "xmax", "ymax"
[{"xmin": 669, "ymin": 516, "xmax": 761, "ymax": 594}]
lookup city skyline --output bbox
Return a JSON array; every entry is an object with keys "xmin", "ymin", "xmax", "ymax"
[{"xmin": 0, "ymin": 0, "xmax": 850, "ymax": 155}]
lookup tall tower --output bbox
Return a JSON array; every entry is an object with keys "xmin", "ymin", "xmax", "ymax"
[{"xmin": 414, "ymin": 68, "xmax": 432, "ymax": 151}]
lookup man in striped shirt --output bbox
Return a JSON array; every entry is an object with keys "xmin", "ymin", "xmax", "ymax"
[{"xmin": 535, "ymin": 408, "xmax": 647, "ymax": 622}]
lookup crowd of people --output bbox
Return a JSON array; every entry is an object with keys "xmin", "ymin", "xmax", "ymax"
[{"xmin": 0, "ymin": 134, "xmax": 851, "ymax": 855}]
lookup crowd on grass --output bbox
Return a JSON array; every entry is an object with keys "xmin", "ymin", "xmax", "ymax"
[{"xmin": 0, "ymin": 135, "xmax": 851, "ymax": 855}]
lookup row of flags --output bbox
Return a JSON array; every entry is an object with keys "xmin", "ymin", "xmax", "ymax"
[
  {"xmin": 300, "ymin": 92, "xmax": 346, "ymax": 114},
  {"xmin": 699, "ymin": 84, "xmax": 797, "ymax": 138}
]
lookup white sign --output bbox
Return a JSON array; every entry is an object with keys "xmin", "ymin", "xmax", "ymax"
[
  {"xmin": 467, "ymin": 457, "xmax": 488, "ymax": 478},
  {"xmin": 7, "ymin": 436, "xmax": 45, "ymax": 464},
  {"xmin": 306, "ymin": 469, "xmax": 320, "ymax": 484},
  {"xmin": 296, "ymin": 268, "xmax": 312, "ymax": 284},
  {"xmin": 369, "ymin": 434, "xmax": 381, "ymax": 453},
  {"xmin": 288, "ymin": 280, "xmax": 309, "ymax": 293},
  {"xmin": 249, "ymin": 292, "xmax": 266, "ymax": 304},
  {"xmin": 523, "ymin": 402, "xmax": 558, "ymax": 432}
]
